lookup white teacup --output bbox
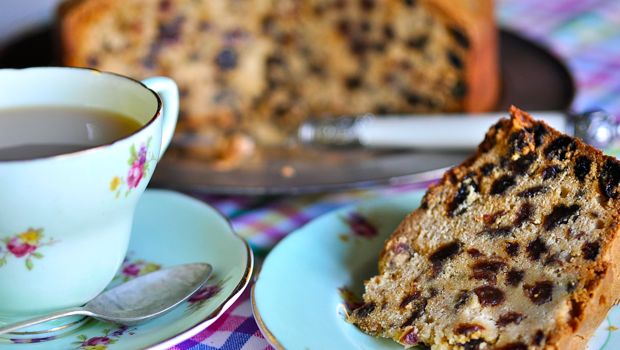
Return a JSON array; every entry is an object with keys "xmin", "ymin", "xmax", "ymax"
[{"xmin": 0, "ymin": 68, "xmax": 178, "ymax": 334}]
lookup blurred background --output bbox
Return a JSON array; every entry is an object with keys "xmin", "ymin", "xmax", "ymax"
[
  {"xmin": 497, "ymin": 0, "xmax": 620, "ymax": 117},
  {"xmin": 1, "ymin": 1, "xmax": 619, "ymax": 349},
  {"xmin": 1, "ymin": 0, "xmax": 619, "ymax": 116}
]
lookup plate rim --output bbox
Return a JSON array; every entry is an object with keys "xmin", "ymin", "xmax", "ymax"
[
  {"xmin": 251, "ymin": 190, "xmax": 425, "ymax": 349},
  {"xmin": 141, "ymin": 189, "xmax": 255, "ymax": 350},
  {"xmin": 251, "ymin": 287, "xmax": 284, "ymax": 350}
]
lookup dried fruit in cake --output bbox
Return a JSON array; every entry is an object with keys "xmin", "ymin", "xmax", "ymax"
[
  {"xmin": 58, "ymin": 0, "xmax": 498, "ymax": 166},
  {"xmin": 349, "ymin": 107, "xmax": 620, "ymax": 350}
]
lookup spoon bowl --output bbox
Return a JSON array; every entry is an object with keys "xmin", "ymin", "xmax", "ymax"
[{"xmin": 0, "ymin": 263, "xmax": 212, "ymax": 335}]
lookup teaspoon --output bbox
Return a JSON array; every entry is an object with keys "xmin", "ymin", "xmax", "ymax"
[{"xmin": 0, "ymin": 262, "xmax": 212, "ymax": 335}]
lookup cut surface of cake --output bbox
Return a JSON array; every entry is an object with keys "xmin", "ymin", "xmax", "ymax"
[
  {"xmin": 58, "ymin": 0, "xmax": 497, "ymax": 165},
  {"xmin": 349, "ymin": 107, "xmax": 620, "ymax": 350}
]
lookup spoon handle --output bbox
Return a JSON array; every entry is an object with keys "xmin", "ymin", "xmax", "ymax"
[{"xmin": 0, "ymin": 307, "xmax": 93, "ymax": 336}]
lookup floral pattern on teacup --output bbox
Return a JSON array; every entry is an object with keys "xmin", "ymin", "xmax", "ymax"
[
  {"xmin": 73, "ymin": 325, "xmax": 135, "ymax": 350},
  {"xmin": 0, "ymin": 228, "xmax": 58, "ymax": 270},
  {"xmin": 110, "ymin": 138, "xmax": 154, "ymax": 198},
  {"xmin": 114, "ymin": 256, "xmax": 161, "ymax": 283},
  {"xmin": 341, "ymin": 212, "xmax": 378, "ymax": 238}
]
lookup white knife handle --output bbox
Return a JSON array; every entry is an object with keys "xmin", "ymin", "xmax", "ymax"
[
  {"xmin": 357, "ymin": 112, "xmax": 567, "ymax": 150},
  {"xmin": 299, "ymin": 110, "xmax": 616, "ymax": 150}
]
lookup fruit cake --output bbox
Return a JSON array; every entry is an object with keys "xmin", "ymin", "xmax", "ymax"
[
  {"xmin": 58, "ymin": 0, "xmax": 498, "ymax": 166},
  {"xmin": 349, "ymin": 107, "xmax": 620, "ymax": 350}
]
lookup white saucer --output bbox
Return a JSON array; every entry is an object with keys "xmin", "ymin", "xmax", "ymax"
[{"xmin": 0, "ymin": 189, "xmax": 253, "ymax": 349}]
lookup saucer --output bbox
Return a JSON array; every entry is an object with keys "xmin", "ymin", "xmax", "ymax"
[
  {"xmin": 252, "ymin": 190, "xmax": 618, "ymax": 349},
  {"xmin": 0, "ymin": 189, "xmax": 253, "ymax": 349}
]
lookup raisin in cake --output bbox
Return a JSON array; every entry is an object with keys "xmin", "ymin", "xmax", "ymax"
[
  {"xmin": 58, "ymin": 0, "xmax": 498, "ymax": 165},
  {"xmin": 349, "ymin": 107, "xmax": 620, "ymax": 350}
]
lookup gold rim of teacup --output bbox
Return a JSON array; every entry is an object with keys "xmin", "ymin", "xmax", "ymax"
[{"xmin": 0, "ymin": 66, "xmax": 162, "ymax": 163}]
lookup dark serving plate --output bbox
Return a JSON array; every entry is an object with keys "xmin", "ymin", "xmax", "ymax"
[{"xmin": 0, "ymin": 29, "xmax": 575, "ymax": 195}]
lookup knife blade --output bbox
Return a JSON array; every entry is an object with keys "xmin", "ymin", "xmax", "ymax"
[{"xmin": 298, "ymin": 110, "xmax": 616, "ymax": 150}]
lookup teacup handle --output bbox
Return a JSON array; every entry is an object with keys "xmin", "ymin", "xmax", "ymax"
[{"xmin": 141, "ymin": 77, "xmax": 179, "ymax": 160}]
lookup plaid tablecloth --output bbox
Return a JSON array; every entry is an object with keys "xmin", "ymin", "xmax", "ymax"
[{"xmin": 170, "ymin": 1, "xmax": 620, "ymax": 349}]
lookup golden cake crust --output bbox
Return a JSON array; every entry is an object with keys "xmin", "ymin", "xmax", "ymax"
[{"xmin": 421, "ymin": 0, "xmax": 498, "ymax": 112}]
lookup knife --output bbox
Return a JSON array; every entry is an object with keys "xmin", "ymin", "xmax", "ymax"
[{"xmin": 298, "ymin": 110, "xmax": 617, "ymax": 150}]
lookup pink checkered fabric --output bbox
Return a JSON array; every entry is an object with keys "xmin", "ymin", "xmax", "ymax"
[
  {"xmin": 172, "ymin": 1, "xmax": 620, "ymax": 348},
  {"xmin": 169, "ymin": 289, "xmax": 275, "ymax": 350}
]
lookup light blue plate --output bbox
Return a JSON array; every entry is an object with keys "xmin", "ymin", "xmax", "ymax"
[
  {"xmin": 1, "ymin": 189, "xmax": 253, "ymax": 349},
  {"xmin": 252, "ymin": 190, "xmax": 618, "ymax": 350}
]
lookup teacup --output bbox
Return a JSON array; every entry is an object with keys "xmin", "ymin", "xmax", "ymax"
[{"xmin": 0, "ymin": 67, "xmax": 179, "ymax": 336}]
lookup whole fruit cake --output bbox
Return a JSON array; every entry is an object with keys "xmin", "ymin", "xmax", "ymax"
[
  {"xmin": 58, "ymin": 0, "xmax": 498, "ymax": 166},
  {"xmin": 349, "ymin": 107, "xmax": 620, "ymax": 350}
]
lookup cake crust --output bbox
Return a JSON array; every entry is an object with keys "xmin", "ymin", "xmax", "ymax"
[
  {"xmin": 57, "ymin": 0, "xmax": 498, "ymax": 165},
  {"xmin": 350, "ymin": 107, "xmax": 620, "ymax": 350},
  {"xmin": 421, "ymin": 0, "xmax": 498, "ymax": 112}
]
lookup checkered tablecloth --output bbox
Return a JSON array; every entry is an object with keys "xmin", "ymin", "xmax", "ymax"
[{"xmin": 169, "ymin": 1, "xmax": 620, "ymax": 349}]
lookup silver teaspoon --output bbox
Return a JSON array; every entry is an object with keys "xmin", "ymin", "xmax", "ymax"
[{"xmin": 0, "ymin": 263, "xmax": 212, "ymax": 335}]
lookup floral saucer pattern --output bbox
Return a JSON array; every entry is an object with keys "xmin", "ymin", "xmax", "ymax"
[
  {"xmin": 113, "ymin": 255, "xmax": 162, "ymax": 283},
  {"xmin": 71, "ymin": 326, "xmax": 136, "ymax": 350},
  {"xmin": 0, "ymin": 189, "xmax": 253, "ymax": 350},
  {"xmin": 253, "ymin": 190, "xmax": 618, "ymax": 350}
]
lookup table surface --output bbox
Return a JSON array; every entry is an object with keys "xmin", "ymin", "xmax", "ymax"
[
  {"xmin": 172, "ymin": 0, "xmax": 620, "ymax": 350},
  {"xmin": 164, "ymin": 0, "xmax": 620, "ymax": 349},
  {"xmin": 0, "ymin": 0, "xmax": 616, "ymax": 348}
]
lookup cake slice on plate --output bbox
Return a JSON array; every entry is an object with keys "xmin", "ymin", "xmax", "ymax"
[{"xmin": 349, "ymin": 107, "xmax": 620, "ymax": 350}]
